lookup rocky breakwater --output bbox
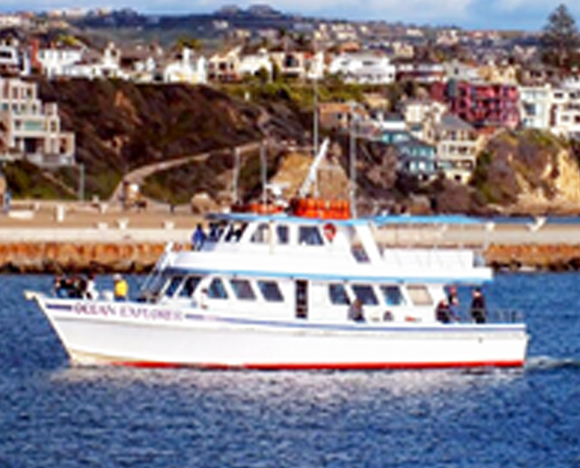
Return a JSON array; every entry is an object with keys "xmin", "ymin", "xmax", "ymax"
[
  {"xmin": 0, "ymin": 242, "xmax": 169, "ymax": 273},
  {"xmin": 485, "ymin": 244, "xmax": 580, "ymax": 271}
]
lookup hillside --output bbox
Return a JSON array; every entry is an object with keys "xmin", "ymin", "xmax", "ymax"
[
  {"xmin": 4, "ymin": 80, "xmax": 580, "ymax": 215},
  {"xmin": 19, "ymin": 79, "xmax": 267, "ymax": 201}
]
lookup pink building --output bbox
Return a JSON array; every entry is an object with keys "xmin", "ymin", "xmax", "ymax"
[{"xmin": 432, "ymin": 80, "xmax": 520, "ymax": 129}]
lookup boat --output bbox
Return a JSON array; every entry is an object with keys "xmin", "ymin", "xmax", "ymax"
[{"xmin": 25, "ymin": 211, "xmax": 529, "ymax": 369}]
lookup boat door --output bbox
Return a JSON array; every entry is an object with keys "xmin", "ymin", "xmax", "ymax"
[{"xmin": 295, "ymin": 280, "xmax": 308, "ymax": 319}]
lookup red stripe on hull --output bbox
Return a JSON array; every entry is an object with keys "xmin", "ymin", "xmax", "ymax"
[{"xmin": 108, "ymin": 360, "xmax": 525, "ymax": 370}]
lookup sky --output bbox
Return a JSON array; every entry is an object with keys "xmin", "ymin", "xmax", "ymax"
[{"xmin": 1, "ymin": 0, "xmax": 579, "ymax": 31}]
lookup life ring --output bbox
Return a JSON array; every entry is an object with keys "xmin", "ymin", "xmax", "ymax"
[{"xmin": 323, "ymin": 223, "xmax": 336, "ymax": 241}]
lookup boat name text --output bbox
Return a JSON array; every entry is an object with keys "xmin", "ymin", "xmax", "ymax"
[{"xmin": 73, "ymin": 303, "xmax": 184, "ymax": 321}]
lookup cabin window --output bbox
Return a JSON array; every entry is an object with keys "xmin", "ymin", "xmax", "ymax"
[
  {"xmin": 352, "ymin": 284, "xmax": 379, "ymax": 305},
  {"xmin": 299, "ymin": 226, "xmax": 323, "ymax": 245},
  {"xmin": 179, "ymin": 276, "xmax": 202, "ymax": 298},
  {"xmin": 406, "ymin": 285, "xmax": 432, "ymax": 306},
  {"xmin": 148, "ymin": 273, "xmax": 168, "ymax": 297},
  {"xmin": 276, "ymin": 225, "xmax": 289, "ymax": 244},
  {"xmin": 208, "ymin": 278, "xmax": 228, "ymax": 299},
  {"xmin": 380, "ymin": 285, "xmax": 406, "ymax": 306},
  {"xmin": 208, "ymin": 223, "xmax": 226, "ymax": 242},
  {"xmin": 251, "ymin": 223, "xmax": 270, "ymax": 243},
  {"xmin": 225, "ymin": 223, "xmax": 246, "ymax": 242},
  {"xmin": 257, "ymin": 280, "xmax": 284, "ymax": 302},
  {"xmin": 230, "ymin": 279, "xmax": 256, "ymax": 300},
  {"xmin": 328, "ymin": 283, "xmax": 350, "ymax": 305},
  {"xmin": 164, "ymin": 276, "xmax": 184, "ymax": 297}
]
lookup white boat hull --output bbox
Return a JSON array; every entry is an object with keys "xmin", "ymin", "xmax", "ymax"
[{"xmin": 34, "ymin": 296, "xmax": 528, "ymax": 369}]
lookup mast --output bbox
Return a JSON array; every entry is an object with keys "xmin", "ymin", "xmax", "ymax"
[{"xmin": 261, "ymin": 141, "xmax": 267, "ymax": 207}]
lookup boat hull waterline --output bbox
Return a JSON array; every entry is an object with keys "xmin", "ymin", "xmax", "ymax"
[{"xmin": 35, "ymin": 296, "xmax": 528, "ymax": 369}]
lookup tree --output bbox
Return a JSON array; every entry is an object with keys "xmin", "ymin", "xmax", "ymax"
[{"xmin": 541, "ymin": 4, "xmax": 580, "ymax": 69}]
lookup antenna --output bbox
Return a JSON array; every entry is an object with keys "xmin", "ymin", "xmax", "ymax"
[
  {"xmin": 232, "ymin": 147, "xmax": 240, "ymax": 204},
  {"xmin": 261, "ymin": 141, "xmax": 267, "ymax": 207}
]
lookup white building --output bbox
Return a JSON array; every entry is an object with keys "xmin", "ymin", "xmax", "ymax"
[
  {"xmin": 519, "ymin": 85, "xmax": 552, "ymax": 130},
  {"xmin": 399, "ymin": 99, "xmax": 447, "ymax": 140},
  {"xmin": 163, "ymin": 48, "xmax": 207, "ymax": 84},
  {"xmin": 328, "ymin": 52, "xmax": 395, "ymax": 85},
  {"xmin": 520, "ymin": 83, "xmax": 580, "ymax": 139},
  {"xmin": 238, "ymin": 48, "xmax": 272, "ymax": 78},
  {"xmin": 36, "ymin": 47, "xmax": 85, "ymax": 78},
  {"xmin": 0, "ymin": 77, "xmax": 75, "ymax": 166}
]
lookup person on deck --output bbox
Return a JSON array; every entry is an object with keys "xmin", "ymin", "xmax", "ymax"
[
  {"xmin": 348, "ymin": 299, "xmax": 365, "ymax": 322},
  {"xmin": 470, "ymin": 288, "xmax": 487, "ymax": 324},
  {"xmin": 436, "ymin": 298, "xmax": 458, "ymax": 323},
  {"xmin": 191, "ymin": 223, "xmax": 206, "ymax": 250},
  {"xmin": 114, "ymin": 274, "xmax": 128, "ymax": 301},
  {"xmin": 85, "ymin": 273, "xmax": 98, "ymax": 300}
]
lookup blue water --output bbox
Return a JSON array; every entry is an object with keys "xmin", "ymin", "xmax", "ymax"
[{"xmin": 1, "ymin": 274, "xmax": 580, "ymax": 467}]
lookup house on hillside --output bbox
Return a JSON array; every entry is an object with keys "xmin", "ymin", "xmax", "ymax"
[
  {"xmin": 35, "ymin": 44, "xmax": 85, "ymax": 78},
  {"xmin": 0, "ymin": 77, "xmax": 75, "ymax": 166},
  {"xmin": 208, "ymin": 47, "xmax": 241, "ymax": 82},
  {"xmin": 399, "ymin": 98, "xmax": 447, "ymax": 140},
  {"xmin": 328, "ymin": 52, "xmax": 395, "ymax": 85},
  {"xmin": 396, "ymin": 61, "xmax": 445, "ymax": 84},
  {"xmin": 395, "ymin": 137, "xmax": 438, "ymax": 181},
  {"xmin": 0, "ymin": 44, "xmax": 24, "ymax": 77},
  {"xmin": 426, "ymin": 113, "xmax": 482, "ymax": 184},
  {"xmin": 269, "ymin": 49, "xmax": 310, "ymax": 80},
  {"xmin": 238, "ymin": 48, "xmax": 272, "ymax": 78},
  {"xmin": 318, "ymin": 102, "xmax": 368, "ymax": 132},
  {"xmin": 434, "ymin": 80, "xmax": 520, "ymax": 129},
  {"xmin": 163, "ymin": 47, "xmax": 207, "ymax": 84}
]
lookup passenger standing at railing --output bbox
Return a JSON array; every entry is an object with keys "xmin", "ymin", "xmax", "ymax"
[
  {"xmin": 436, "ymin": 298, "xmax": 459, "ymax": 323},
  {"xmin": 114, "ymin": 274, "xmax": 128, "ymax": 301},
  {"xmin": 191, "ymin": 223, "xmax": 206, "ymax": 250},
  {"xmin": 470, "ymin": 288, "xmax": 487, "ymax": 324}
]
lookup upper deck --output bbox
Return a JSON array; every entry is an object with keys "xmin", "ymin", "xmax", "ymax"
[{"xmin": 163, "ymin": 213, "xmax": 492, "ymax": 284}]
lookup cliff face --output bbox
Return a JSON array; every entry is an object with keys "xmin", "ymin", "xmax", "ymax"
[
  {"xmin": 473, "ymin": 130, "xmax": 580, "ymax": 214},
  {"xmin": 34, "ymin": 79, "xmax": 266, "ymax": 200}
]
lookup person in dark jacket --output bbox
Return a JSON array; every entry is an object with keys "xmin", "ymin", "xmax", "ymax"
[
  {"xmin": 470, "ymin": 288, "xmax": 486, "ymax": 324},
  {"xmin": 436, "ymin": 298, "xmax": 460, "ymax": 323}
]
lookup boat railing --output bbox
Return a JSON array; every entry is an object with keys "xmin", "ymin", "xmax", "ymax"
[
  {"xmin": 381, "ymin": 247, "xmax": 479, "ymax": 270},
  {"xmin": 487, "ymin": 309, "xmax": 524, "ymax": 324}
]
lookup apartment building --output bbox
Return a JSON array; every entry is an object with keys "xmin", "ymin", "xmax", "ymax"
[
  {"xmin": 0, "ymin": 77, "xmax": 75, "ymax": 166},
  {"xmin": 435, "ymin": 80, "xmax": 520, "ymax": 129}
]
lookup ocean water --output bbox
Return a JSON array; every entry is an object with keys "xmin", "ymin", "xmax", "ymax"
[{"xmin": 1, "ymin": 273, "xmax": 580, "ymax": 468}]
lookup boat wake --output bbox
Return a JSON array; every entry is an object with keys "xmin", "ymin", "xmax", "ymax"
[{"xmin": 525, "ymin": 355, "xmax": 580, "ymax": 371}]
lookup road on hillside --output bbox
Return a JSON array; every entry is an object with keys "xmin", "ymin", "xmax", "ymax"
[{"xmin": 108, "ymin": 141, "xmax": 263, "ymax": 206}]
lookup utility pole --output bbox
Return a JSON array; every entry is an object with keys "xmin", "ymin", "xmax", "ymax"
[
  {"xmin": 349, "ymin": 101, "xmax": 357, "ymax": 219},
  {"xmin": 232, "ymin": 147, "xmax": 240, "ymax": 205},
  {"xmin": 77, "ymin": 163, "xmax": 85, "ymax": 201}
]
